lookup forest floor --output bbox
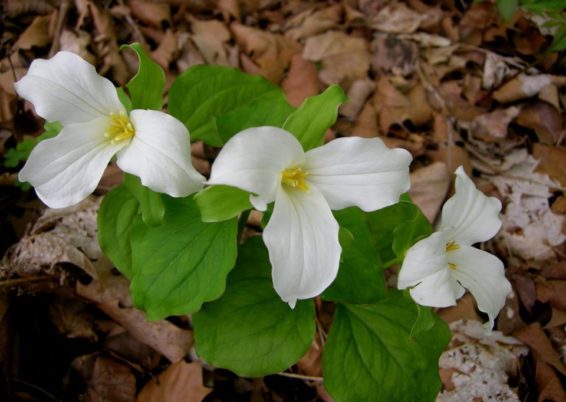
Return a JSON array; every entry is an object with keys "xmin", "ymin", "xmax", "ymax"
[{"xmin": 1, "ymin": 0, "xmax": 565, "ymax": 401}]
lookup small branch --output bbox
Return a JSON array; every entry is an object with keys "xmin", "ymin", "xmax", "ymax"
[
  {"xmin": 0, "ymin": 275, "xmax": 53, "ymax": 288},
  {"xmin": 276, "ymin": 372, "xmax": 323, "ymax": 382}
]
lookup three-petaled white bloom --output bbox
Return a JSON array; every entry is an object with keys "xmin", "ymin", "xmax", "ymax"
[
  {"xmin": 15, "ymin": 51, "xmax": 204, "ymax": 208},
  {"xmin": 209, "ymin": 127, "xmax": 412, "ymax": 307},
  {"xmin": 397, "ymin": 166, "xmax": 512, "ymax": 328}
]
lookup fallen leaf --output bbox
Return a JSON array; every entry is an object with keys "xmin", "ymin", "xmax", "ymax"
[
  {"xmin": 77, "ymin": 275, "xmax": 193, "ymax": 363},
  {"xmin": 536, "ymin": 359, "xmax": 566, "ymax": 402},
  {"xmin": 59, "ymin": 29, "xmax": 96, "ymax": 64},
  {"xmin": 493, "ymin": 74, "xmax": 566, "ymax": 104},
  {"xmin": 351, "ymin": 101, "xmax": 379, "ymax": 138},
  {"xmin": 533, "ymin": 144, "xmax": 566, "ymax": 188},
  {"xmin": 439, "ymin": 294, "xmax": 483, "ymax": 323},
  {"xmin": 340, "ymin": 79, "xmax": 374, "ymax": 119},
  {"xmin": 128, "ymin": 0, "xmax": 171, "ymax": 28},
  {"xmin": 137, "ymin": 360, "xmax": 212, "ymax": 402},
  {"xmin": 190, "ymin": 17, "xmax": 231, "ymax": 66},
  {"xmin": 285, "ymin": 4, "xmax": 342, "ymax": 40},
  {"xmin": 73, "ymin": 354, "xmax": 136, "ymax": 402},
  {"xmin": 536, "ymin": 280, "xmax": 566, "ymax": 311},
  {"xmin": 371, "ymin": 34, "xmax": 419, "ymax": 77},
  {"xmin": 303, "ymin": 30, "xmax": 370, "ymax": 85},
  {"xmin": 370, "ymin": 2, "xmax": 423, "ymax": 34},
  {"xmin": 516, "ymin": 101, "xmax": 563, "ymax": 145},
  {"xmin": 408, "ymin": 162, "xmax": 451, "ymax": 223},
  {"xmin": 14, "ymin": 14, "xmax": 52, "ymax": 50},
  {"xmin": 48, "ymin": 297, "xmax": 98, "ymax": 341},
  {"xmin": 152, "ymin": 29, "xmax": 178, "ymax": 69},
  {"xmin": 514, "ymin": 322, "xmax": 566, "ymax": 376},
  {"xmin": 471, "ymin": 106, "xmax": 521, "ymax": 142},
  {"xmin": 232, "ymin": 23, "xmax": 300, "ymax": 83},
  {"xmin": 281, "ymin": 53, "xmax": 319, "ymax": 107}
]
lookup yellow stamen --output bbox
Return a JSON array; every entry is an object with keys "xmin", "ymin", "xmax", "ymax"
[
  {"xmin": 105, "ymin": 111, "xmax": 135, "ymax": 144},
  {"xmin": 281, "ymin": 167, "xmax": 309, "ymax": 192},
  {"xmin": 448, "ymin": 262, "xmax": 457, "ymax": 271},
  {"xmin": 446, "ymin": 241, "xmax": 460, "ymax": 252}
]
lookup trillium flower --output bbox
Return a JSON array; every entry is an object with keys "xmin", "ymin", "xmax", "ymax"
[
  {"xmin": 15, "ymin": 51, "xmax": 204, "ymax": 208},
  {"xmin": 208, "ymin": 126, "xmax": 412, "ymax": 307},
  {"xmin": 397, "ymin": 166, "xmax": 512, "ymax": 328}
]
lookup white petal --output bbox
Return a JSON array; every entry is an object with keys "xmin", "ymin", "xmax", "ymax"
[
  {"xmin": 264, "ymin": 186, "xmax": 341, "ymax": 307},
  {"xmin": 116, "ymin": 110, "xmax": 205, "ymax": 197},
  {"xmin": 304, "ymin": 137, "xmax": 412, "ymax": 211},
  {"xmin": 440, "ymin": 166, "xmax": 502, "ymax": 245},
  {"xmin": 208, "ymin": 127, "xmax": 305, "ymax": 211},
  {"xmin": 398, "ymin": 231, "xmax": 465, "ymax": 307},
  {"xmin": 449, "ymin": 245, "xmax": 511, "ymax": 329},
  {"xmin": 14, "ymin": 51, "xmax": 123, "ymax": 125},
  {"xmin": 19, "ymin": 117, "xmax": 124, "ymax": 208}
]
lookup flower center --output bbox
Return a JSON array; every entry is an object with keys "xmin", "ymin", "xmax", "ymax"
[
  {"xmin": 105, "ymin": 112, "xmax": 135, "ymax": 144},
  {"xmin": 446, "ymin": 241, "xmax": 460, "ymax": 252},
  {"xmin": 281, "ymin": 167, "xmax": 309, "ymax": 192}
]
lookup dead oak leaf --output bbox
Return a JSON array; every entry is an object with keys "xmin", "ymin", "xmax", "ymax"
[
  {"xmin": 14, "ymin": 14, "xmax": 52, "ymax": 50},
  {"xmin": 190, "ymin": 18, "xmax": 231, "ymax": 66},
  {"xmin": 281, "ymin": 53, "xmax": 319, "ymax": 107},
  {"xmin": 285, "ymin": 4, "xmax": 342, "ymax": 40},
  {"xmin": 137, "ymin": 360, "xmax": 212, "ymax": 402},
  {"xmin": 408, "ymin": 162, "xmax": 451, "ymax": 224},
  {"xmin": 516, "ymin": 101, "xmax": 563, "ymax": 145},
  {"xmin": 303, "ymin": 30, "xmax": 370, "ymax": 85},
  {"xmin": 232, "ymin": 23, "xmax": 300, "ymax": 84},
  {"xmin": 128, "ymin": 0, "xmax": 171, "ymax": 29},
  {"xmin": 370, "ymin": 2, "xmax": 423, "ymax": 34},
  {"xmin": 514, "ymin": 322, "xmax": 566, "ymax": 376}
]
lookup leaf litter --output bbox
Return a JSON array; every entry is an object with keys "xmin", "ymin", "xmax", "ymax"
[{"xmin": 1, "ymin": 0, "xmax": 566, "ymax": 400}]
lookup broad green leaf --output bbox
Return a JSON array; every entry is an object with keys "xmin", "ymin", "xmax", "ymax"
[
  {"xmin": 169, "ymin": 65, "xmax": 294, "ymax": 146},
  {"xmin": 365, "ymin": 199, "xmax": 427, "ymax": 265},
  {"xmin": 194, "ymin": 185, "xmax": 252, "ymax": 222},
  {"xmin": 392, "ymin": 209, "xmax": 433, "ymax": 259},
  {"xmin": 323, "ymin": 208, "xmax": 385, "ymax": 304},
  {"xmin": 130, "ymin": 196, "xmax": 238, "ymax": 320},
  {"xmin": 124, "ymin": 174, "xmax": 165, "ymax": 226},
  {"xmin": 283, "ymin": 85, "xmax": 347, "ymax": 151},
  {"xmin": 193, "ymin": 238, "xmax": 315, "ymax": 377},
  {"xmin": 323, "ymin": 291, "xmax": 451, "ymax": 402},
  {"xmin": 98, "ymin": 185, "xmax": 140, "ymax": 278},
  {"xmin": 116, "ymin": 87, "xmax": 133, "ymax": 112},
  {"xmin": 121, "ymin": 43, "xmax": 165, "ymax": 110},
  {"xmin": 497, "ymin": 0, "xmax": 519, "ymax": 21}
]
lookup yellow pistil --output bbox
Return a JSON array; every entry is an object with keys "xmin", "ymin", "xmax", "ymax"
[
  {"xmin": 281, "ymin": 167, "xmax": 309, "ymax": 192},
  {"xmin": 448, "ymin": 262, "xmax": 458, "ymax": 271},
  {"xmin": 105, "ymin": 111, "xmax": 135, "ymax": 144},
  {"xmin": 446, "ymin": 241, "xmax": 460, "ymax": 252}
]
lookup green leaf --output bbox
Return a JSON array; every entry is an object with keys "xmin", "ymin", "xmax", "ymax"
[
  {"xmin": 323, "ymin": 291, "xmax": 451, "ymax": 402},
  {"xmin": 194, "ymin": 185, "xmax": 252, "ymax": 222},
  {"xmin": 323, "ymin": 208, "xmax": 385, "ymax": 304},
  {"xmin": 392, "ymin": 209, "xmax": 432, "ymax": 259},
  {"xmin": 98, "ymin": 185, "xmax": 141, "ymax": 278},
  {"xmin": 116, "ymin": 87, "xmax": 133, "ymax": 112},
  {"xmin": 121, "ymin": 43, "xmax": 165, "ymax": 110},
  {"xmin": 4, "ymin": 122, "xmax": 61, "ymax": 168},
  {"xmin": 193, "ymin": 238, "xmax": 315, "ymax": 377},
  {"xmin": 124, "ymin": 174, "xmax": 165, "ymax": 226},
  {"xmin": 130, "ymin": 195, "xmax": 238, "ymax": 320},
  {"xmin": 497, "ymin": 0, "xmax": 519, "ymax": 21},
  {"xmin": 169, "ymin": 65, "xmax": 294, "ymax": 146},
  {"xmin": 283, "ymin": 85, "xmax": 347, "ymax": 151},
  {"xmin": 365, "ymin": 199, "xmax": 429, "ymax": 265}
]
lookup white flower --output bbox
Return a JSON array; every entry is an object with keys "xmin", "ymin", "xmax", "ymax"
[
  {"xmin": 208, "ymin": 126, "xmax": 412, "ymax": 307},
  {"xmin": 397, "ymin": 166, "xmax": 512, "ymax": 328},
  {"xmin": 15, "ymin": 51, "xmax": 204, "ymax": 208}
]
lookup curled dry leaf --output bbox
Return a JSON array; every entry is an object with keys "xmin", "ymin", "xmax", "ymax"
[
  {"xmin": 1, "ymin": 197, "xmax": 103, "ymax": 279},
  {"xmin": 190, "ymin": 18, "xmax": 231, "ymax": 66},
  {"xmin": 48, "ymin": 297, "xmax": 98, "ymax": 341},
  {"xmin": 470, "ymin": 106, "xmax": 521, "ymax": 142},
  {"xmin": 281, "ymin": 53, "xmax": 319, "ymax": 108},
  {"xmin": 77, "ymin": 275, "xmax": 193, "ymax": 363},
  {"xmin": 232, "ymin": 23, "xmax": 300, "ymax": 83},
  {"xmin": 493, "ymin": 74, "xmax": 566, "ymax": 104},
  {"xmin": 437, "ymin": 320, "xmax": 528, "ymax": 402},
  {"xmin": 370, "ymin": 34, "xmax": 419, "ymax": 77},
  {"xmin": 285, "ymin": 4, "xmax": 342, "ymax": 40},
  {"xmin": 14, "ymin": 14, "xmax": 52, "ymax": 50},
  {"xmin": 340, "ymin": 79, "xmax": 374, "ymax": 119},
  {"xmin": 72, "ymin": 354, "xmax": 136, "ymax": 402},
  {"xmin": 536, "ymin": 359, "xmax": 566, "ymax": 402},
  {"xmin": 59, "ymin": 29, "xmax": 96, "ymax": 64},
  {"xmin": 408, "ymin": 162, "xmax": 451, "ymax": 224},
  {"xmin": 514, "ymin": 323, "xmax": 566, "ymax": 376},
  {"xmin": 536, "ymin": 281, "xmax": 566, "ymax": 311},
  {"xmin": 152, "ymin": 29, "xmax": 178, "ymax": 69},
  {"xmin": 370, "ymin": 2, "xmax": 423, "ymax": 34},
  {"xmin": 128, "ymin": 0, "xmax": 171, "ymax": 28},
  {"xmin": 303, "ymin": 30, "xmax": 370, "ymax": 85},
  {"xmin": 516, "ymin": 101, "xmax": 563, "ymax": 145},
  {"xmin": 137, "ymin": 360, "xmax": 212, "ymax": 402}
]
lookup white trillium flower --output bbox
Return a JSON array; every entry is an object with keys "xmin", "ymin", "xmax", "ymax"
[
  {"xmin": 15, "ymin": 51, "xmax": 204, "ymax": 208},
  {"xmin": 208, "ymin": 126, "xmax": 412, "ymax": 307},
  {"xmin": 397, "ymin": 166, "xmax": 512, "ymax": 328}
]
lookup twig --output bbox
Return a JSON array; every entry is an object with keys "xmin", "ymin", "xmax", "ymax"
[
  {"xmin": 12, "ymin": 379, "xmax": 60, "ymax": 401},
  {"xmin": 276, "ymin": 372, "xmax": 323, "ymax": 382},
  {"xmin": 49, "ymin": 0, "xmax": 71, "ymax": 56}
]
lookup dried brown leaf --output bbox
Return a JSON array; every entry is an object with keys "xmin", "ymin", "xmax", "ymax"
[
  {"xmin": 137, "ymin": 360, "xmax": 212, "ymax": 402},
  {"xmin": 493, "ymin": 74, "xmax": 566, "ymax": 104},
  {"xmin": 471, "ymin": 107, "xmax": 521, "ymax": 142},
  {"xmin": 77, "ymin": 275, "xmax": 193, "ymax": 363},
  {"xmin": 370, "ymin": 2, "xmax": 423, "ymax": 34},
  {"xmin": 189, "ymin": 18, "xmax": 230, "ymax": 66},
  {"xmin": 151, "ymin": 29, "xmax": 178, "ymax": 69},
  {"xmin": 516, "ymin": 101, "xmax": 563, "ymax": 145},
  {"xmin": 408, "ymin": 162, "xmax": 451, "ymax": 223},
  {"xmin": 351, "ymin": 101, "xmax": 379, "ymax": 138},
  {"xmin": 14, "ymin": 14, "xmax": 52, "ymax": 50},
  {"xmin": 533, "ymin": 144, "xmax": 566, "ymax": 188},
  {"xmin": 281, "ymin": 54, "xmax": 319, "ymax": 108},
  {"xmin": 128, "ymin": 0, "xmax": 171, "ymax": 28},
  {"xmin": 285, "ymin": 4, "xmax": 342, "ymax": 40},
  {"xmin": 514, "ymin": 322, "xmax": 566, "ymax": 376},
  {"xmin": 536, "ymin": 359, "xmax": 566, "ymax": 402},
  {"xmin": 536, "ymin": 280, "xmax": 566, "ymax": 311},
  {"xmin": 340, "ymin": 79, "xmax": 374, "ymax": 119},
  {"xmin": 73, "ymin": 354, "xmax": 136, "ymax": 402},
  {"xmin": 303, "ymin": 31, "xmax": 370, "ymax": 85}
]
